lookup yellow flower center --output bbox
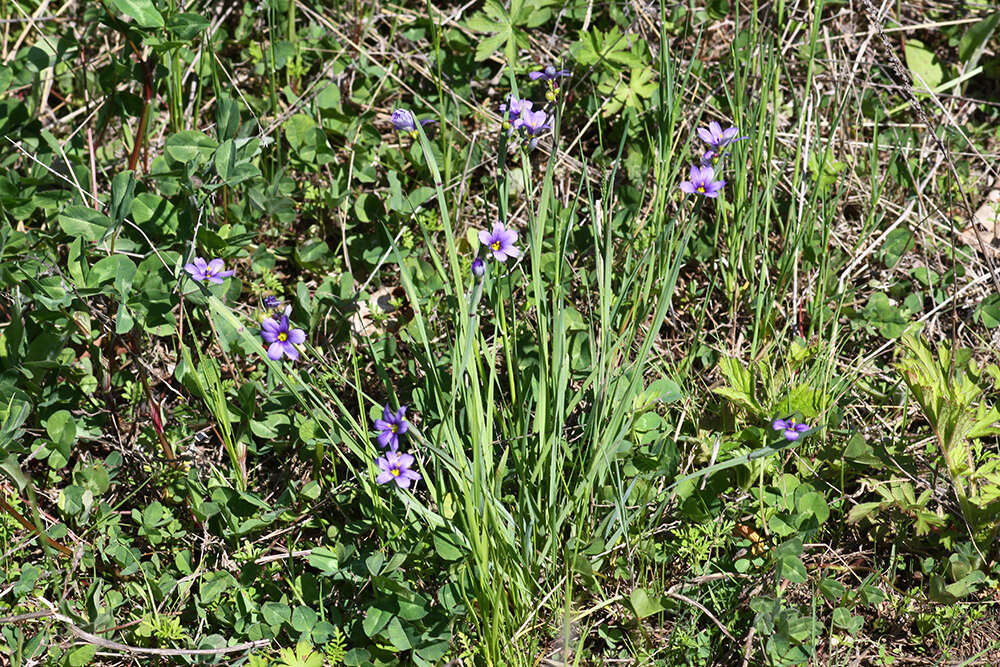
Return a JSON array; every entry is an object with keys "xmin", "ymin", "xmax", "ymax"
[
  {"xmin": 491, "ymin": 241, "xmax": 501, "ymax": 251},
  {"xmin": 391, "ymin": 424, "xmax": 398, "ymax": 433},
  {"xmin": 391, "ymin": 468, "xmax": 400, "ymax": 476},
  {"xmin": 278, "ymin": 332, "xmax": 287, "ymax": 341},
  {"xmin": 697, "ymin": 185, "xmax": 705, "ymax": 193}
]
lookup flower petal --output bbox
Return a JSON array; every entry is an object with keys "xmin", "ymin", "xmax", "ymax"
[
  {"xmin": 267, "ymin": 342, "xmax": 285, "ymax": 360},
  {"xmin": 288, "ymin": 328, "xmax": 306, "ymax": 344},
  {"xmin": 376, "ymin": 471, "xmax": 394, "ymax": 484}
]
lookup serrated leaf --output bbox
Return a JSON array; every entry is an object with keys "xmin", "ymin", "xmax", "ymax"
[{"xmin": 474, "ymin": 31, "xmax": 509, "ymax": 62}]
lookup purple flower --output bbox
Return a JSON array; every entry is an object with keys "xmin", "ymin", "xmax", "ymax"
[
  {"xmin": 391, "ymin": 109, "xmax": 435, "ymax": 134},
  {"xmin": 374, "ymin": 405, "xmax": 408, "ymax": 451},
  {"xmin": 529, "ymin": 65, "xmax": 570, "ymax": 81},
  {"xmin": 679, "ymin": 165, "xmax": 726, "ymax": 198},
  {"xmin": 472, "ymin": 257, "xmax": 485, "ymax": 277},
  {"xmin": 500, "ymin": 95, "xmax": 532, "ymax": 123},
  {"xmin": 478, "ymin": 221, "xmax": 520, "ymax": 262},
  {"xmin": 697, "ymin": 121, "xmax": 746, "ymax": 152},
  {"xmin": 263, "ymin": 295, "xmax": 281, "ymax": 309},
  {"xmin": 260, "ymin": 312, "xmax": 306, "ymax": 361},
  {"xmin": 375, "ymin": 450, "xmax": 421, "ymax": 489},
  {"xmin": 184, "ymin": 257, "xmax": 235, "ymax": 284},
  {"xmin": 772, "ymin": 418, "xmax": 810, "ymax": 441},
  {"xmin": 516, "ymin": 109, "xmax": 550, "ymax": 136},
  {"xmin": 700, "ymin": 149, "xmax": 731, "ymax": 168}
]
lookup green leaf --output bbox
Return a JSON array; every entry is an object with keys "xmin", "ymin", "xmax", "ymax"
[
  {"xmin": 0, "ymin": 454, "xmax": 28, "ymax": 491},
  {"xmin": 291, "ymin": 605, "xmax": 317, "ymax": 633},
  {"xmin": 261, "ymin": 602, "xmax": 291, "ymax": 629},
  {"xmin": 777, "ymin": 554, "xmax": 808, "ymax": 583},
  {"xmin": 198, "ymin": 570, "xmax": 236, "ymax": 604},
  {"xmin": 214, "ymin": 139, "xmax": 236, "ymax": 184},
  {"xmin": 167, "ymin": 12, "xmax": 210, "ymax": 41},
  {"xmin": 819, "ymin": 578, "xmax": 845, "ymax": 603},
  {"xmin": 975, "ymin": 293, "xmax": 1000, "ymax": 328},
  {"xmin": 89, "ymin": 255, "xmax": 137, "ymax": 299},
  {"xmin": 628, "ymin": 588, "xmax": 665, "ymax": 619},
  {"xmin": 164, "ymin": 131, "xmax": 218, "ymax": 164},
  {"xmin": 64, "ymin": 644, "xmax": 97, "ymax": 666},
  {"xmin": 904, "ymin": 39, "xmax": 945, "ymax": 93},
  {"xmin": 108, "ymin": 170, "xmax": 136, "ymax": 226},
  {"xmin": 959, "ymin": 12, "xmax": 1000, "ymax": 65},
  {"xmin": 59, "ymin": 206, "xmax": 112, "ymax": 242},
  {"xmin": 215, "ymin": 94, "xmax": 240, "ymax": 141},
  {"xmin": 45, "ymin": 410, "xmax": 76, "ymax": 449},
  {"xmin": 863, "ymin": 292, "xmax": 909, "ymax": 339},
  {"xmin": 433, "ymin": 532, "xmax": 464, "ymax": 560},
  {"xmin": 474, "ymin": 31, "xmax": 509, "ymax": 62},
  {"xmin": 365, "ymin": 552, "xmax": 385, "ymax": 576},
  {"xmin": 795, "ymin": 491, "xmax": 829, "ymax": 525},
  {"xmin": 110, "ymin": 0, "xmax": 164, "ymax": 28},
  {"xmin": 385, "ymin": 616, "xmax": 412, "ymax": 650},
  {"xmin": 362, "ymin": 604, "xmax": 393, "ymax": 637},
  {"xmin": 881, "ymin": 227, "xmax": 914, "ymax": 268}
]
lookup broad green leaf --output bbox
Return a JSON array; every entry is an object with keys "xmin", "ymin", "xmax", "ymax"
[
  {"xmin": 167, "ymin": 12, "xmax": 210, "ymax": 41},
  {"xmin": 777, "ymin": 554, "xmax": 807, "ymax": 583},
  {"xmin": 89, "ymin": 255, "xmax": 137, "ymax": 298},
  {"xmin": 108, "ymin": 170, "xmax": 136, "ymax": 225},
  {"xmin": 198, "ymin": 570, "xmax": 236, "ymax": 604},
  {"xmin": 214, "ymin": 139, "xmax": 236, "ymax": 183},
  {"xmin": 215, "ymin": 94, "xmax": 239, "ymax": 140},
  {"xmin": 45, "ymin": 410, "xmax": 76, "ymax": 449},
  {"xmin": 59, "ymin": 206, "xmax": 111, "ymax": 242},
  {"xmin": 904, "ymin": 39, "xmax": 945, "ymax": 92},
  {"xmin": 291, "ymin": 605, "xmax": 317, "ymax": 632},
  {"xmin": 164, "ymin": 131, "xmax": 218, "ymax": 164},
  {"xmin": 628, "ymin": 588, "xmax": 665, "ymax": 619},
  {"xmin": 110, "ymin": 0, "xmax": 164, "ymax": 28},
  {"xmin": 362, "ymin": 604, "xmax": 393, "ymax": 637},
  {"xmin": 863, "ymin": 292, "xmax": 909, "ymax": 339}
]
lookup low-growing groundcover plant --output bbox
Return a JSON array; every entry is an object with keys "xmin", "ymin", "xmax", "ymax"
[{"xmin": 3, "ymin": 1, "xmax": 1000, "ymax": 666}]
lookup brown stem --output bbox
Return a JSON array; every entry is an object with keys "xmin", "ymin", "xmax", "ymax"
[{"xmin": 0, "ymin": 494, "xmax": 73, "ymax": 557}]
